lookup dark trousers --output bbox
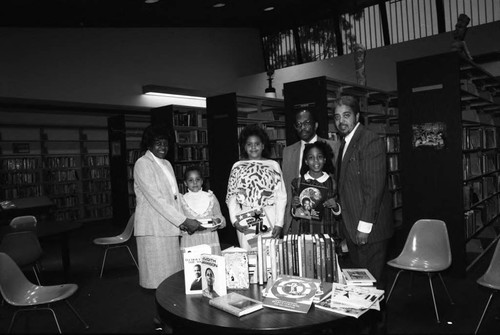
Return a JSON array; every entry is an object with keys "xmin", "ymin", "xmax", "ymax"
[{"xmin": 344, "ymin": 237, "xmax": 389, "ymax": 290}]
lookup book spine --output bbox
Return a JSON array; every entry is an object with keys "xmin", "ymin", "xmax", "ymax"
[{"xmin": 257, "ymin": 234, "xmax": 264, "ymax": 285}]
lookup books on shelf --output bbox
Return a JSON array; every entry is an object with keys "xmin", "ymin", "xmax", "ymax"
[
  {"xmin": 342, "ymin": 268, "xmax": 377, "ymax": 286},
  {"xmin": 183, "ymin": 244, "xmax": 212, "ymax": 295},
  {"xmin": 201, "ymin": 254, "xmax": 227, "ymax": 299},
  {"xmin": 222, "ymin": 246, "xmax": 249, "ymax": 290},
  {"xmin": 262, "ymin": 275, "xmax": 320, "ymax": 313},
  {"xmin": 209, "ymin": 292, "xmax": 263, "ymax": 317}
]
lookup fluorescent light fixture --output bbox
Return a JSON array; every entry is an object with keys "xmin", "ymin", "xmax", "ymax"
[
  {"xmin": 213, "ymin": 3, "xmax": 226, "ymax": 8},
  {"xmin": 145, "ymin": 0, "xmax": 159, "ymax": 3},
  {"xmin": 263, "ymin": 6, "xmax": 275, "ymax": 12},
  {"xmin": 142, "ymin": 85, "xmax": 207, "ymax": 108}
]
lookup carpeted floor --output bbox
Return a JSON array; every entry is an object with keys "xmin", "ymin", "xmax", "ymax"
[{"xmin": 0, "ymin": 220, "xmax": 498, "ymax": 334}]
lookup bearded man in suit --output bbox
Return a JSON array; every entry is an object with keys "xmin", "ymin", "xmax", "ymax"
[
  {"xmin": 333, "ymin": 95, "xmax": 394, "ymax": 287},
  {"xmin": 282, "ymin": 107, "xmax": 339, "ymax": 234}
]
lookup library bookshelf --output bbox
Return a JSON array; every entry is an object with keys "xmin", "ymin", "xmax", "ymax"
[
  {"xmin": 0, "ymin": 124, "xmax": 112, "ymax": 222},
  {"xmin": 108, "ymin": 114, "xmax": 150, "ymax": 226},
  {"xmin": 397, "ymin": 51, "xmax": 500, "ymax": 275}
]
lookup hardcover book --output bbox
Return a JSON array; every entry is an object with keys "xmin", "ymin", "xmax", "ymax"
[
  {"xmin": 262, "ymin": 275, "xmax": 320, "ymax": 313},
  {"xmin": 342, "ymin": 268, "xmax": 377, "ymax": 286},
  {"xmin": 201, "ymin": 254, "xmax": 227, "ymax": 299},
  {"xmin": 209, "ymin": 292, "xmax": 263, "ymax": 317},
  {"xmin": 222, "ymin": 246, "xmax": 249, "ymax": 290},
  {"xmin": 183, "ymin": 244, "xmax": 212, "ymax": 295}
]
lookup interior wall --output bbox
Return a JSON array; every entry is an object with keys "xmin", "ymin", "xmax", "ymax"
[
  {"xmin": 0, "ymin": 27, "xmax": 264, "ymax": 110},
  {"xmin": 235, "ymin": 21, "xmax": 500, "ymax": 98}
]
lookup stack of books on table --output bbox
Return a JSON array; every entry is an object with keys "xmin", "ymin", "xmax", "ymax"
[{"xmin": 315, "ymin": 268, "xmax": 384, "ymax": 319}]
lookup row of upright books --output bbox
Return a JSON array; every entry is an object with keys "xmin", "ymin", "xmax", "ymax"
[
  {"xmin": 462, "ymin": 126, "xmax": 497, "ymax": 151},
  {"xmin": 463, "ymin": 151, "xmax": 499, "ymax": 180},
  {"xmin": 182, "ymin": 243, "xmax": 383, "ymax": 319},
  {"xmin": 463, "ymin": 173, "xmax": 500, "ymax": 209},
  {"xmin": 173, "ymin": 109, "xmax": 205, "ymax": 127}
]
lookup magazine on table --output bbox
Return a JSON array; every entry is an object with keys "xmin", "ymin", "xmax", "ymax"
[
  {"xmin": 262, "ymin": 275, "xmax": 320, "ymax": 313},
  {"xmin": 329, "ymin": 283, "xmax": 384, "ymax": 309},
  {"xmin": 342, "ymin": 268, "xmax": 377, "ymax": 286}
]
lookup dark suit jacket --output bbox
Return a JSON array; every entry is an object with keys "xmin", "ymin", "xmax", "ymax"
[
  {"xmin": 282, "ymin": 136, "xmax": 340, "ymax": 233},
  {"xmin": 337, "ymin": 124, "xmax": 394, "ymax": 243}
]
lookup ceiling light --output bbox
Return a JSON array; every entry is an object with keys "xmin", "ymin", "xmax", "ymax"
[
  {"xmin": 145, "ymin": 0, "xmax": 159, "ymax": 3},
  {"xmin": 213, "ymin": 3, "xmax": 226, "ymax": 8},
  {"xmin": 142, "ymin": 85, "xmax": 207, "ymax": 108},
  {"xmin": 263, "ymin": 6, "xmax": 275, "ymax": 12}
]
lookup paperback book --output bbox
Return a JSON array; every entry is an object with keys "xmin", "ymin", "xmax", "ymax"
[
  {"xmin": 329, "ymin": 283, "xmax": 384, "ymax": 309},
  {"xmin": 315, "ymin": 296, "xmax": 371, "ymax": 319},
  {"xmin": 209, "ymin": 292, "xmax": 263, "ymax": 317},
  {"xmin": 342, "ymin": 268, "xmax": 377, "ymax": 286},
  {"xmin": 262, "ymin": 275, "xmax": 320, "ymax": 313},
  {"xmin": 183, "ymin": 244, "xmax": 212, "ymax": 295},
  {"xmin": 222, "ymin": 246, "xmax": 249, "ymax": 290},
  {"xmin": 201, "ymin": 254, "xmax": 227, "ymax": 299}
]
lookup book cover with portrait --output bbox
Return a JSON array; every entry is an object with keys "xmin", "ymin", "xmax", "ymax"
[
  {"xmin": 201, "ymin": 254, "xmax": 227, "ymax": 300},
  {"xmin": 293, "ymin": 181, "xmax": 329, "ymax": 221},
  {"xmin": 183, "ymin": 244, "xmax": 212, "ymax": 295}
]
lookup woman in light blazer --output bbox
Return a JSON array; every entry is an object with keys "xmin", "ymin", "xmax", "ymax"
[{"xmin": 134, "ymin": 125, "xmax": 202, "ymax": 289}]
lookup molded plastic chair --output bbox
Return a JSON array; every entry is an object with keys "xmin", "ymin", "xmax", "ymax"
[
  {"xmin": 0, "ymin": 252, "xmax": 89, "ymax": 333},
  {"xmin": 386, "ymin": 219, "xmax": 454, "ymax": 323},
  {"xmin": 0, "ymin": 231, "xmax": 43, "ymax": 285},
  {"xmin": 93, "ymin": 213, "xmax": 138, "ymax": 278},
  {"xmin": 474, "ymin": 240, "xmax": 500, "ymax": 334},
  {"xmin": 9, "ymin": 215, "xmax": 37, "ymax": 231}
]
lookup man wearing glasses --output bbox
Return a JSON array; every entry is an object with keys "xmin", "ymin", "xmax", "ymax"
[{"xmin": 281, "ymin": 107, "xmax": 340, "ymax": 234}]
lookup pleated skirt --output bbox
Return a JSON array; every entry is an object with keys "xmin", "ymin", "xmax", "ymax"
[
  {"xmin": 136, "ymin": 235, "xmax": 183, "ymax": 289},
  {"xmin": 180, "ymin": 230, "xmax": 222, "ymax": 255}
]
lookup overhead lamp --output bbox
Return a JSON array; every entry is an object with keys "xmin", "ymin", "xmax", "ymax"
[
  {"xmin": 213, "ymin": 3, "xmax": 226, "ymax": 8},
  {"xmin": 142, "ymin": 85, "xmax": 207, "ymax": 108},
  {"xmin": 145, "ymin": 0, "xmax": 159, "ymax": 3},
  {"xmin": 263, "ymin": 6, "xmax": 275, "ymax": 12}
]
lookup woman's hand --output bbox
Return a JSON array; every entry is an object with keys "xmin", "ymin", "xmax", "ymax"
[
  {"xmin": 213, "ymin": 218, "xmax": 226, "ymax": 230},
  {"xmin": 180, "ymin": 218, "xmax": 204, "ymax": 235},
  {"xmin": 271, "ymin": 226, "xmax": 282, "ymax": 238},
  {"xmin": 234, "ymin": 221, "xmax": 248, "ymax": 233}
]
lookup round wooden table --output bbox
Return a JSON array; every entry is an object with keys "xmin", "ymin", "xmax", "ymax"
[{"xmin": 155, "ymin": 270, "xmax": 362, "ymax": 334}]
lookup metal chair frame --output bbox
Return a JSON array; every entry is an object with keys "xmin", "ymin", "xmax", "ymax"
[
  {"xmin": 0, "ymin": 252, "xmax": 89, "ymax": 333},
  {"xmin": 386, "ymin": 219, "xmax": 454, "ymax": 323},
  {"xmin": 93, "ymin": 213, "xmax": 138, "ymax": 278}
]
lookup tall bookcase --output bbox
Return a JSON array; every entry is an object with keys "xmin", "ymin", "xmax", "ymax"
[
  {"xmin": 282, "ymin": 76, "xmax": 402, "ymax": 226},
  {"xmin": 108, "ymin": 115, "xmax": 150, "ymax": 226},
  {"xmin": 0, "ymin": 124, "xmax": 112, "ymax": 222},
  {"xmin": 397, "ymin": 51, "xmax": 500, "ymax": 275},
  {"xmin": 150, "ymin": 105, "xmax": 209, "ymax": 194},
  {"xmin": 206, "ymin": 93, "xmax": 286, "ymax": 246}
]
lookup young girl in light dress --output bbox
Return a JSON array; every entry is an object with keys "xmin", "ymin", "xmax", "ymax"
[{"xmin": 180, "ymin": 166, "xmax": 225, "ymax": 255}]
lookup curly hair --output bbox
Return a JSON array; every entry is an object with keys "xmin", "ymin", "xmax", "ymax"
[
  {"xmin": 140, "ymin": 124, "xmax": 171, "ymax": 153},
  {"xmin": 300, "ymin": 140, "xmax": 336, "ymax": 176},
  {"xmin": 238, "ymin": 124, "xmax": 271, "ymax": 159}
]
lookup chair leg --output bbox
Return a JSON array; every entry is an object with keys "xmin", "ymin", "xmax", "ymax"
[
  {"xmin": 65, "ymin": 300, "xmax": 90, "ymax": 329},
  {"xmin": 474, "ymin": 292, "xmax": 494, "ymax": 335},
  {"xmin": 438, "ymin": 273, "xmax": 454, "ymax": 305},
  {"xmin": 386, "ymin": 269, "xmax": 404, "ymax": 302},
  {"xmin": 428, "ymin": 273, "xmax": 441, "ymax": 323},
  {"xmin": 48, "ymin": 307, "xmax": 63, "ymax": 334},
  {"xmin": 32, "ymin": 265, "xmax": 41, "ymax": 285},
  {"xmin": 125, "ymin": 245, "xmax": 139, "ymax": 269},
  {"xmin": 99, "ymin": 246, "xmax": 110, "ymax": 278},
  {"xmin": 8, "ymin": 307, "xmax": 62, "ymax": 334}
]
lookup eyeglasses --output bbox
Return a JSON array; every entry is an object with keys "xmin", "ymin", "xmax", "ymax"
[{"xmin": 294, "ymin": 120, "xmax": 314, "ymax": 129}]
